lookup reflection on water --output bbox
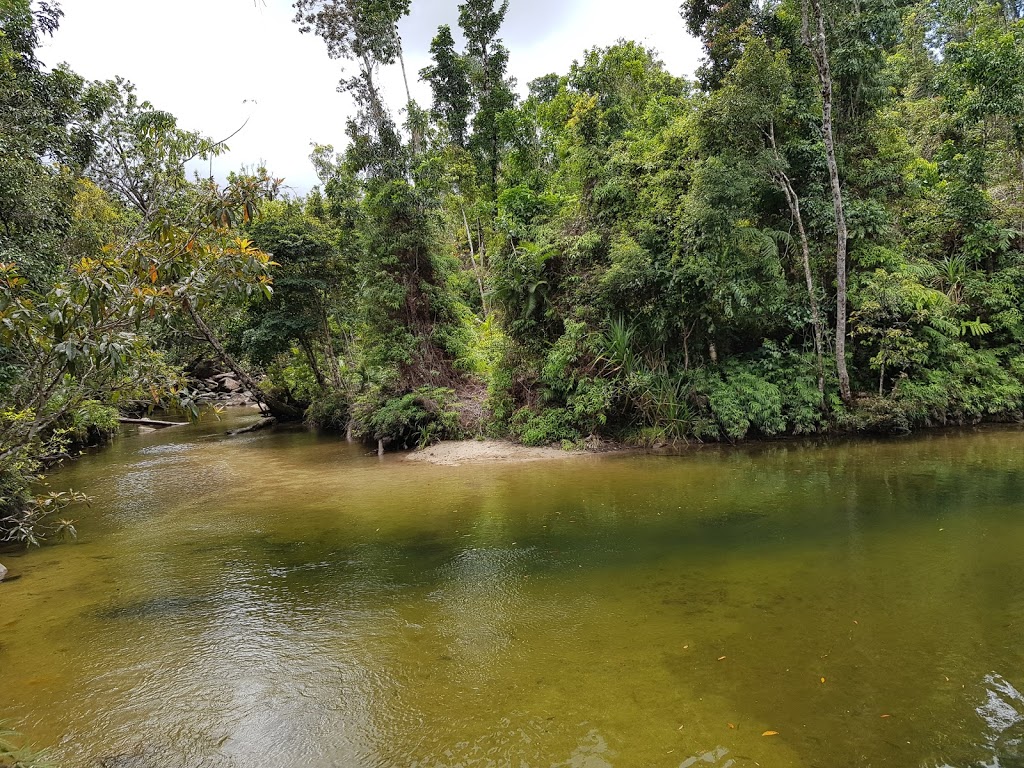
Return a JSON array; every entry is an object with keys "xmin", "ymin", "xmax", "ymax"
[{"xmin": 1, "ymin": 415, "xmax": 1024, "ymax": 767}]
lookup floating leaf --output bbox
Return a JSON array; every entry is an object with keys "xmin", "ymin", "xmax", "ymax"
[
  {"xmin": 718, "ymin": 656, "xmax": 727, "ymax": 661},
  {"xmin": 821, "ymin": 677, "xmax": 826, "ymax": 684},
  {"xmin": 728, "ymin": 723, "xmax": 736, "ymax": 730},
  {"xmin": 881, "ymin": 714, "xmax": 891, "ymax": 719},
  {"xmin": 762, "ymin": 731, "xmax": 779, "ymax": 737}
]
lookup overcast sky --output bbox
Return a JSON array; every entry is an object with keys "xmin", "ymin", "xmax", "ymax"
[{"xmin": 41, "ymin": 0, "xmax": 703, "ymax": 194}]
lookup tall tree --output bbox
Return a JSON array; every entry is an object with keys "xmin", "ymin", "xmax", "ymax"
[
  {"xmin": 681, "ymin": 0, "xmax": 758, "ymax": 88},
  {"xmin": 296, "ymin": 0, "xmax": 470, "ymax": 402},
  {"xmin": 707, "ymin": 33, "xmax": 827, "ymax": 395},
  {"xmin": 293, "ymin": 0, "xmax": 411, "ymax": 141},
  {"xmin": 84, "ymin": 78, "xmax": 218, "ymax": 217},
  {"xmin": 459, "ymin": 0, "xmax": 516, "ymax": 193},
  {"xmin": 0, "ymin": 0, "xmax": 98, "ymax": 285},
  {"xmin": 421, "ymin": 24, "xmax": 473, "ymax": 148},
  {"xmin": 803, "ymin": 0, "xmax": 853, "ymax": 403},
  {"xmin": 243, "ymin": 204, "xmax": 351, "ymax": 393}
]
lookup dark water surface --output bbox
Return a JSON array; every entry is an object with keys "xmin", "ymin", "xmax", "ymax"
[{"xmin": 3, "ymin": 414, "xmax": 1024, "ymax": 767}]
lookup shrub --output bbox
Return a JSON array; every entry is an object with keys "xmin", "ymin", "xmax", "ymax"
[
  {"xmin": 706, "ymin": 371, "xmax": 786, "ymax": 440},
  {"xmin": 64, "ymin": 399, "xmax": 119, "ymax": 446},
  {"xmin": 511, "ymin": 406, "xmax": 580, "ymax": 446},
  {"xmin": 305, "ymin": 390, "xmax": 351, "ymax": 432},
  {"xmin": 357, "ymin": 386, "xmax": 463, "ymax": 449}
]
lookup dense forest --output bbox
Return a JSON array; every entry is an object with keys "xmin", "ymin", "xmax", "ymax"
[{"xmin": 2, "ymin": 0, "xmax": 1023, "ymax": 543}]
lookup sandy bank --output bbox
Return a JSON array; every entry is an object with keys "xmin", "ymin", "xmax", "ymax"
[{"xmin": 403, "ymin": 439, "xmax": 590, "ymax": 466}]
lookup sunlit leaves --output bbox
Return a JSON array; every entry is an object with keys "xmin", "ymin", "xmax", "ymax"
[{"xmin": 0, "ymin": 178, "xmax": 276, "ymax": 538}]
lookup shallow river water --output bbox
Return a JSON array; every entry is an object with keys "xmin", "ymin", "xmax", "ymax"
[{"xmin": 2, "ymin": 414, "xmax": 1024, "ymax": 768}]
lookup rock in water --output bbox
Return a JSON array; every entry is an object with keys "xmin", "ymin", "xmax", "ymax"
[{"xmin": 0, "ymin": 563, "xmax": 7, "ymax": 582}]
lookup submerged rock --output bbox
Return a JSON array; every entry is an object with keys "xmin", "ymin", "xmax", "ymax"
[{"xmin": 96, "ymin": 595, "xmax": 206, "ymax": 621}]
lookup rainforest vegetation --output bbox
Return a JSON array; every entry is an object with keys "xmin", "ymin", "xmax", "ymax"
[{"xmin": 2, "ymin": 0, "xmax": 1023, "ymax": 543}]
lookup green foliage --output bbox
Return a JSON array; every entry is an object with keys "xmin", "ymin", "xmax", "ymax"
[
  {"xmin": 356, "ymin": 386, "xmax": 463, "ymax": 448},
  {"xmin": 305, "ymin": 389, "xmax": 351, "ymax": 432},
  {"xmin": 511, "ymin": 406, "xmax": 580, "ymax": 446},
  {"xmin": 421, "ymin": 25, "xmax": 473, "ymax": 147},
  {"xmin": 0, "ymin": 0, "xmax": 97, "ymax": 286},
  {"xmin": 84, "ymin": 78, "xmax": 222, "ymax": 215},
  {"xmin": 705, "ymin": 370, "xmax": 786, "ymax": 440},
  {"xmin": 64, "ymin": 399, "xmax": 119, "ymax": 445},
  {"xmin": 262, "ymin": 348, "xmax": 323, "ymax": 408},
  {"xmin": 241, "ymin": 202, "xmax": 352, "ymax": 391},
  {"xmin": 458, "ymin": 0, "xmax": 517, "ymax": 192}
]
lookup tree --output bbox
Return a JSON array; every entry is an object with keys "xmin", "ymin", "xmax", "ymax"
[
  {"xmin": 803, "ymin": 0, "xmax": 853, "ymax": 403},
  {"xmin": 0, "ymin": 172, "xmax": 284, "ymax": 538},
  {"xmin": 459, "ymin": 0, "xmax": 517, "ymax": 194},
  {"xmin": 84, "ymin": 78, "xmax": 220, "ymax": 217},
  {"xmin": 0, "ymin": 0, "xmax": 99, "ymax": 285},
  {"xmin": 293, "ymin": 0, "xmax": 411, "ymax": 139},
  {"xmin": 681, "ymin": 0, "xmax": 759, "ymax": 88},
  {"xmin": 243, "ymin": 204, "xmax": 351, "ymax": 393},
  {"xmin": 421, "ymin": 24, "xmax": 473, "ymax": 148},
  {"xmin": 704, "ymin": 33, "xmax": 827, "ymax": 395}
]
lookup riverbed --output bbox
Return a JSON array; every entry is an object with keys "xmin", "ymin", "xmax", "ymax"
[{"xmin": 2, "ymin": 413, "xmax": 1024, "ymax": 767}]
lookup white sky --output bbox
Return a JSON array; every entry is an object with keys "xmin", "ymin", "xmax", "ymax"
[{"xmin": 41, "ymin": 0, "xmax": 703, "ymax": 194}]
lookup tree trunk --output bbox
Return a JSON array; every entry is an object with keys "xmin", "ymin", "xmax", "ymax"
[
  {"xmin": 227, "ymin": 417, "xmax": 277, "ymax": 436},
  {"xmin": 118, "ymin": 418, "xmax": 186, "ymax": 428},
  {"xmin": 299, "ymin": 336, "xmax": 327, "ymax": 391},
  {"xmin": 314, "ymin": 297, "xmax": 345, "ymax": 392},
  {"xmin": 397, "ymin": 43, "xmax": 422, "ymax": 156},
  {"xmin": 806, "ymin": 0, "xmax": 853, "ymax": 404},
  {"xmin": 462, "ymin": 205, "xmax": 488, "ymax": 315},
  {"xmin": 773, "ymin": 163, "xmax": 826, "ymax": 398},
  {"xmin": 181, "ymin": 297, "xmax": 303, "ymax": 420},
  {"xmin": 361, "ymin": 53, "xmax": 388, "ymax": 137}
]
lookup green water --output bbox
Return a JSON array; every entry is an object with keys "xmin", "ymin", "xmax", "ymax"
[{"xmin": 3, "ymin": 414, "xmax": 1024, "ymax": 767}]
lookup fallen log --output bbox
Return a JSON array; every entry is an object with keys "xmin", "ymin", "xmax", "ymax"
[
  {"xmin": 227, "ymin": 417, "xmax": 277, "ymax": 436},
  {"xmin": 119, "ymin": 418, "xmax": 187, "ymax": 428}
]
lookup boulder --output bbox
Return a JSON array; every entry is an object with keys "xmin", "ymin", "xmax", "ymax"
[
  {"xmin": 189, "ymin": 359, "xmax": 220, "ymax": 380},
  {"xmin": 0, "ymin": 563, "xmax": 7, "ymax": 582},
  {"xmin": 221, "ymin": 378, "xmax": 242, "ymax": 393},
  {"xmin": 213, "ymin": 372, "xmax": 234, "ymax": 382}
]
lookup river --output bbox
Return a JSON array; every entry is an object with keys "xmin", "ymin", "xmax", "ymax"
[{"xmin": 2, "ymin": 413, "xmax": 1024, "ymax": 767}]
